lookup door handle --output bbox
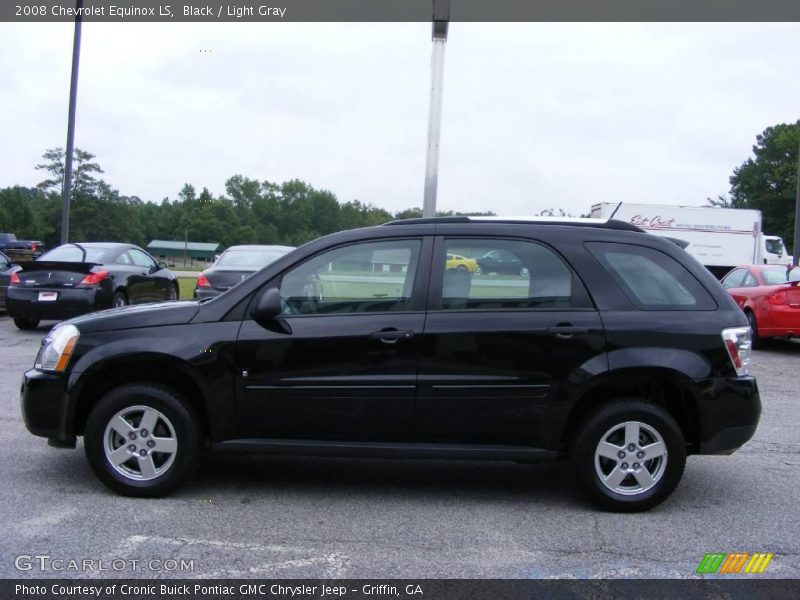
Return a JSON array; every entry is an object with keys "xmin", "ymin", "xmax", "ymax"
[
  {"xmin": 370, "ymin": 329, "xmax": 415, "ymax": 344},
  {"xmin": 546, "ymin": 324, "xmax": 588, "ymax": 338}
]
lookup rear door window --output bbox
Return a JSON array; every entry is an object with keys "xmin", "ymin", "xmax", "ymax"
[
  {"xmin": 436, "ymin": 238, "xmax": 591, "ymax": 310},
  {"xmin": 586, "ymin": 242, "xmax": 716, "ymax": 310}
]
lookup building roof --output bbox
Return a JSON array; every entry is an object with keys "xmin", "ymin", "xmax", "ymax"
[{"xmin": 147, "ymin": 240, "xmax": 221, "ymax": 252}]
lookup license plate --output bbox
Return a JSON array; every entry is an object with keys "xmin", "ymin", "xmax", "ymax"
[{"xmin": 37, "ymin": 291, "xmax": 58, "ymax": 302}]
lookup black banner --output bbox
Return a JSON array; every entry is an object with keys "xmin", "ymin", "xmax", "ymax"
[
  {"xmin": 3, "ymin": 579, "xmax": 800, "ymax": 600},
  {"xmin": 3, "ymin": 0, "xmax": 800, "ymax": 23}
]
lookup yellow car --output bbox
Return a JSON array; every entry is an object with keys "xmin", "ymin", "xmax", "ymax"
[{"xmin": 446, "ymin": 253, "xmax": 479, "ymax": 273}]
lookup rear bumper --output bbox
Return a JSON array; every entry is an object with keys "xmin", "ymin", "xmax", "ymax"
[
  {"xmin": 758, "ymin": 305, "xmax": 800, "ymax": 338},
  {"xmin": 697, "ymin": 376, "xmax": 761, "ymax": 454},
  {"xmin": 6, "ymin": 286, "xmax": 108, "ymax": 320},
  {"xmin": 20, "ymin": 368, "xmax": 75, "ymax": 446},
  {"xmin": 193, "ymin": 287, "xmax": 222, "ymax": 299}
]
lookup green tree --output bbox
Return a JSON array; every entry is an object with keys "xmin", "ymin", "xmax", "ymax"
[
  {"xmin": 730, "ymin": 121, "xmax": 799, "ymax": 244},
  {"xmin": 35, "ymin": 147, "xmax": 104, "ymax": 195},
  {"xmin": 0, "ymin": 186, "xmax": 39, "ymax": 238}
]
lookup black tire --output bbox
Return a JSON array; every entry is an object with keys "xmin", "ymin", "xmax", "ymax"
[
  {"xmin": 13, "ymin": 317, "xmax": 40, "ymax": 330},
  {"xmin": 572, "ymin": 399, "xmax": 686, "ymax": 512},
  {"xmin": 519, "ymin": 267, "xmax": 530, "ymax": 277},
  {"xmin": 746, "ymin": 311, "xmax": 761, "ymax": 349},
  {"xmin": 84, "ymin": 384, "xmax": 202, "ymax": 497},
  {"xmin": 457, "ymin": 265, "xmax": 468, "ymax": 272},
  {"xmin": 112, "ymin": 290, "xmax": 128, "ymax": 308},
  {"xmin": 169, "ymin": 283, "xmax": 180, "ymax": 301}
]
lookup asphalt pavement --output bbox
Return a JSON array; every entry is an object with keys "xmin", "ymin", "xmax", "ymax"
[{"xmin": 1, "ymin": 315, "xmax": 798, "ymax": 579}]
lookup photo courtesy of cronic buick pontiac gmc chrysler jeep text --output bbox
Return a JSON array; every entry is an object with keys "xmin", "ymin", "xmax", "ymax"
[{"xmin": 20, "ymin": 218, "xmax": 760, "ymax": 511}]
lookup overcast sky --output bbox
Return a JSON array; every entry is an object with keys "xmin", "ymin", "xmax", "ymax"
[{"xmin": 1, "ymin": 22, "xmax": 798, "ymax": 216}]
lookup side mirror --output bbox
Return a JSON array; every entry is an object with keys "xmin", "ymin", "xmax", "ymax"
[
  {"xmin": 158, "ymin": 261, "xmax": 168, "ymax": 270},
  {"xmin": 251, "ymin": 287, "xmax": 283, "ymax": 321}
]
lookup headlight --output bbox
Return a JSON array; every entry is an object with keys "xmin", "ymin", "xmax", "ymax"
[{"xmin": 34, "ymin": 324, "xmax": 80, "ymax": 372}]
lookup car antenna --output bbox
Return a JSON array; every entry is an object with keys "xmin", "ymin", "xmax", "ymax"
[{"xmin": 609, "ymin": 202, "xmax": 623, "ymax": 219}]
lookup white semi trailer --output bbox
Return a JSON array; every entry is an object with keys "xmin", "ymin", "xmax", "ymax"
[{"xmin": 590, "ymin": 202, "xmax": 788, "ymax": 278}]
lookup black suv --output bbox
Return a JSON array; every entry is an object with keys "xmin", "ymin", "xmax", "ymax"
[{"xmin": 20, "ymin": 218, "xmax": 759, "ymax": 511}]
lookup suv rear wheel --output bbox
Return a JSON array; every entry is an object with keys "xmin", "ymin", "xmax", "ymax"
[
  {"xmin": 572, "ymin": 399, "xmax": 686, "ymax": 512},
  {"xmin": 84, "ymin": 384, "xmax": 201, "ymax": 497}
]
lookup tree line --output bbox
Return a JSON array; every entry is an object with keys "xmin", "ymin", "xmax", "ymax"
[
  {"xmin": 0, "ymin": 148, "xmax": 493, "ymax": 250},
  {"xmin": 1, "ymin": 119, "xmax": 798, "ymax": 251}
]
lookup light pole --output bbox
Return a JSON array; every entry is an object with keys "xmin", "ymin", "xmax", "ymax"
[
  {"xmin": 61, "ymin": 0, "xmax": 83, "ymax": 244},
  {"xmin": 422, "ymin": 0, "xmax": 450, "ymax": 218}
]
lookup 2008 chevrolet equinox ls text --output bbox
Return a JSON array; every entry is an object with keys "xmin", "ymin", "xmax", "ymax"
[{"xmin": 20, "ymin": 217, "xmax": 760, "ymax": 511}]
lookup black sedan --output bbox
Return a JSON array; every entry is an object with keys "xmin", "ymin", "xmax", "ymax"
[
  {"xmin": 476, "ymin": 249, "xmax": 530, "ymax": 276},
  {"xmin": 0, "ymin": 250, "xmax": 22, "ymax": 310},
  {"xmin": 194, "ymin": 244, "xmax": 294, "ymax": 299},
  {"xmin": 6, "ymin": 242, "xmax": 178, "ymax": 330}
]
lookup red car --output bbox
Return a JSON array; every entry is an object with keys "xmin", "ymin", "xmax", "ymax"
[{"xmin": 721, "ymin": 265, "xmax": 800, "ymax": 346}]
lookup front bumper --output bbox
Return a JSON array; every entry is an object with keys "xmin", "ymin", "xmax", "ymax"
[
  {"xmin": 697, "ymin": 375, "xmax": 761, "ymax": 454},
  {"xmin": 6, "ymin": 286, "xmax": 106, "ymax": 320},
  {"xmin": 20, "ymin": 369, "xmax": 75, "ymax": 446}
]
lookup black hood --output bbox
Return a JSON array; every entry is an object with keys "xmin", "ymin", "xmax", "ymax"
[{"xmin": 66, "ymin": 300, "xmax": 201, "ymax": 334}]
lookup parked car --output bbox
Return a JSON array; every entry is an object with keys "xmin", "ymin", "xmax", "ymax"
[
  {"xmin": 7, "ymin": 242, "xmax": 178, "ymax": 330},
  {"xmin": 0, "ymin": 232, "xmax": 44, "ymax": 259},
  {"xmin": 0, "ymin": 250, "xmax": 22, "ymax": 311},
  {"xmin": 475, "ymin": 248, "xmax": 529, "ymax": 276},
  {"xmin": 20, "ymin": 217, "xmax": 759, "ymax": 511},
  {"xmin": 194, "ymin": 244, "xmax": 295, "ymax": 299},
  {"xmin": 721, "ymin": 264, "xmax": 800, "ymax": 346},
  {"xmin": 445, "ymin": 253, "xmax": 478, "ymax": 273}
]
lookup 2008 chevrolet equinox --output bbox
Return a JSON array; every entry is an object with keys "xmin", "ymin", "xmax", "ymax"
[{"xmin": 21, "ymin": 217, "xmax": 760, "ymax": 511}]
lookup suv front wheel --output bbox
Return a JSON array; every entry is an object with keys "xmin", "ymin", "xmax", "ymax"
[
  {"xmin": 84, "ymin": 384, "xmax": 201, "ymax": 497},
  {"xmin": 572, "ymin": 400, "xmax": 686, "ymax": 512}
]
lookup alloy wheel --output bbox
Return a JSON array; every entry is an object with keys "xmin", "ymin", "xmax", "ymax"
[
  {"xmin": 594, "ymin": 420, "xmax": 668, "ymax": 496},
  {"xmin": 103, "ymin": 405, "xmax": 178, "ymax": 481}
]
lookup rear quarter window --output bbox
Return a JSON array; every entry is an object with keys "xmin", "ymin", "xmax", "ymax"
[{"xmin": 585, "ymin": 242, "xmax": 717, "ymax": 311}]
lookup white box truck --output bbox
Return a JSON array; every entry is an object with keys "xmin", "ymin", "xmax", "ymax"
[{"xmin": 590, "ymin": 202, "xmax": 788, "ymax": 278}]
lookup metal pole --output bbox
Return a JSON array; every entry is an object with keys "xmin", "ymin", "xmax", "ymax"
[
  {"xmin": 422, "ymin": 0, "xmax": 450, "ymax": 218},
  {"xmin": 61, "ymin": 0, "xmax": 83, "ymax": 244},
  {"xmin": 793, "ymin": 140, "xmax": 800, "ymax": 267}
]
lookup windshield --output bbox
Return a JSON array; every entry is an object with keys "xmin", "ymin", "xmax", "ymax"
[
  {"xmin": 38, "ymin": 245, "xmax": 113, "ymax": 263},
  {"xmin": 761, "ymin": 267, "xmax": 800, "ymax": 285},
  {"xmin": 215, "ymin": 248, "xmax": 291, "ymax": 269}
]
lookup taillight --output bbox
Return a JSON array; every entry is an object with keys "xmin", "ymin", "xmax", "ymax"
[
  {"xmin": 721, "ymin": 327, "xmax": 752, "ymax": 376},
  {"xmin": 768, "ymin": 291, "xmax": 788, "ymax": 305},
  {"xmin": 31, "ymin": 243, "xmax": 39, "ymax": 251},
  {"xmin": 10, "ymin": 271, "xmax": 20, "ymax": 285},
  {"xmin": 197, "ymin": 273, "xmax": 211, "ymax": 288},
  {"xmin": 78, "ymin": 270, "xmax": 109, "ymax": 287}
]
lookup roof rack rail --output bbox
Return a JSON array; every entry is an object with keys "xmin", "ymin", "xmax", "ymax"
[{"xmin": 382, "ymin": 216, "xmax": 643, "ymax": 232}]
